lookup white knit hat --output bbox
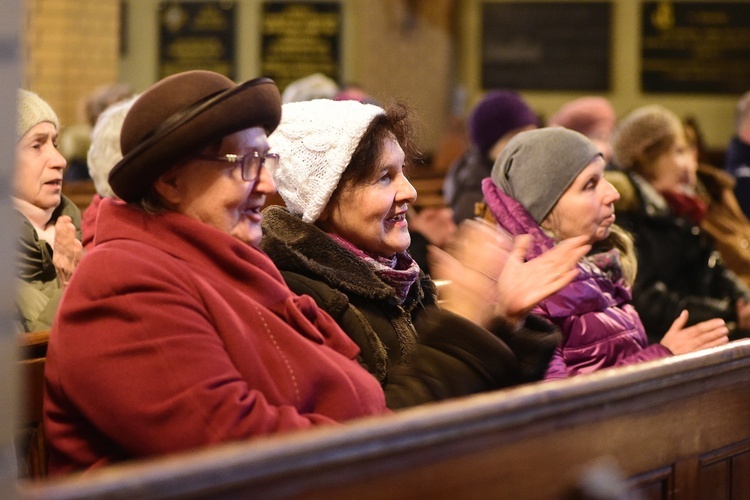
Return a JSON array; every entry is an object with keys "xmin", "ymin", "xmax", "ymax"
[
  {"xmin": 268, "ymin": 99, "xmax": 385, "ymax": 223},
  {"xmin": 17, "ymin": 89, "xmax": 59, "ymax": 141}
]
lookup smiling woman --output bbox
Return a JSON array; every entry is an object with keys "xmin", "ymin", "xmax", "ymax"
[
  {"xmin": 43, "ymin": 71, "xmax": 392, "ymax": 477},
  {"xmin": 14, "ymin": 89, "xmax": 83, "ymax": 333},
  {"xmin": 261, "ymin": 99, "xmax": 589, "ymax": 409}
]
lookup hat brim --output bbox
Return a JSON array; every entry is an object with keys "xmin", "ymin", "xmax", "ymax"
[{"xmin": 109, "ymin": 77, "xmax": 281, "ymax": 202}]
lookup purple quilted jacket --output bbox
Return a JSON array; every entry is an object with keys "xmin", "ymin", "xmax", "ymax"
[{"xmin": 481, "ymin": 178, "xmax": 671, "ymax": 379}]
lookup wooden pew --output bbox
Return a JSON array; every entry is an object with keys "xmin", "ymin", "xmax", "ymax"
[
  {"xmin": 17, "ymin": 331, "xmax": 50, "ymax": 480},
  {"xmin": 18, "ymin": 340, "xmax": 750, "ymax": 499}
]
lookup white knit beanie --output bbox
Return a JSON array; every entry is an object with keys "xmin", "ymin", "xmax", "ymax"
[
  {"xmin": 268, "ymin": 99, "xmax": 385, "ymax": 223},
  {"xmin": 17, "ymin": 89, "xmax": 60, "ymax": 141},
  {"xmin": 87, "ymin": 94, "xmax": 139, "ymax": 198}
]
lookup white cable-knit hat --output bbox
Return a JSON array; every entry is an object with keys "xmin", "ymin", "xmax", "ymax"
[{"xmin": 268, "ymin": 99, "xmax": 385, "ymax": 223}]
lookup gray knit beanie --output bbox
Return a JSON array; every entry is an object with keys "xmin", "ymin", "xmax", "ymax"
[
  {"xmin": 17, "ymin": 89, "xmax": 60, "ymax": 141},
  {"xmin": 491, "ymin": 127, "xmax": 602, "ymax": 223}
]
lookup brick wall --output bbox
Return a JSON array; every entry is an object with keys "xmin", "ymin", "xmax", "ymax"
[{"xmin": 22, "ymin": 0, "xmax": 120, "ymax": 128}]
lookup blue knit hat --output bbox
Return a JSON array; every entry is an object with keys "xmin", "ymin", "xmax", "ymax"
[{"xmin": 468, "ymin": 90, "xmax": 538, "ymax": 156}]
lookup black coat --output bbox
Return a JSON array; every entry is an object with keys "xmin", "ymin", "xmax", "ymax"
[
  {"xmin": 260, "ymin": 206, "xmax": 561, "ymax": 410},
  {"xmin": 606, "ymin": 170, "xmax": 750, "ymax": 342}
]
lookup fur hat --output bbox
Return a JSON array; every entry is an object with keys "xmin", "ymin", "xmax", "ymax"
[
  {"xmin": 549, "ymin": 97, "xmax": 616, "ymax": 139},
  {"xmin": 468, "ymin": 90, "xmax": 538, "ymax": 156},
  {"xmin": 491, "ymin": 127, "xmax": 601, "ymax": 223},
  {"xmin": 268, "ymin": 99, "xmax": 384, "ymax": 223},
  {"xmin": 17, "ymin": 89, "xmax": 60, "ymax": 141},
  {"xmin": 611, "ymin": 105, "xmax": 682, "ymax": 170},
  {"xmin": 87, "ymin": 95, "xmax": 139, "ymax": 198},
  {"xmin": 109, "ymin": 70, "xmax": 282, "ymax": 202}
]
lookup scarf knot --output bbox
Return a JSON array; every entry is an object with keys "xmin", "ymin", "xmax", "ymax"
[{"xmin": 329, "ymin": 234, "xmax": 420, "ymax": 304}]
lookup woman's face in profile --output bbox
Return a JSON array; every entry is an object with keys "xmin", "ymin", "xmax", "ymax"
[
  {"xmin": 15, "ymin": 122, "xmax": 67, "ymax": 210},
  {"xmin": 318, "ymin": 136, "xmax": 417, "ymax": 258},
  {"xmin": 648, "ymin": 134, "xmax": 697, "ymax": 194},
  {"xmin": 159, "ymin": 126, "xmax": 276, "ymax": 247},
  {"xmin": 542, "ymin": 156, "xmax": 620, "ymax": 244}
]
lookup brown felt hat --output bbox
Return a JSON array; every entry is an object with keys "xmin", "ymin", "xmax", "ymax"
[{"xmin": 109, "ymin": 70, "xmax": 282, "ymax": 202}]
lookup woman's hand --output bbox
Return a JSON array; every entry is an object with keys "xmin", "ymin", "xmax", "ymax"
[
  {"xmin": 407, "ymin": 207, "xmax": 457, "ymax": 248},
  {"xmin": 428, "ymin": 219, "xmax": 513, "ymax": 326},
  {"xmin": 659, "ymin": 310, "xmax": 729, "ymax": 355},
  {"xmin": 494, "ymin": 234, "xmax": 590, "ymax": 323},
  {"xmin": 428, "ymin": 219, "xmax": 589, "ymax": 328},
  {"xmin": 53, "ymin": 215, "xmax": 83, "ymax": 287}
]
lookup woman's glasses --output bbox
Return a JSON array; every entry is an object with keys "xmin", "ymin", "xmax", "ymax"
[{"xmin": 198, "ymin": 151, "xmax": 280, "ymax": 182}]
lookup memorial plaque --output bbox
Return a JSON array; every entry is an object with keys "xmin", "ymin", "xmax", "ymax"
[
  {"xmin": 641, "ymin": 2, "xmax": 750, "ymax": 94},
  {"xmin": 481, "ymin": 2, "xmax": 611, "ymax": 91},
  {"xmin": 261, "ymin": 1, "xmax": 341, "ymax": 92},
  {"xmin": 159, "ymin": 1, "xmax": 236, "ymax": 80}
]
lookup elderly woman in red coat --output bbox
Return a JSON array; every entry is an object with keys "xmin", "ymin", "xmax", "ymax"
[{"xmin": 43, "ymin": 71, "xmax": 389, "ymax": 475}]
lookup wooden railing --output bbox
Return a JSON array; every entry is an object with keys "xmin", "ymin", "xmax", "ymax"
[{"xmin": 18, "ymin": 339, "xmax": 750, "ymax": 499}]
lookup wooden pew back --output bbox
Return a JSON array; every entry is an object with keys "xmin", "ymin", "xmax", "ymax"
[
  {"xmin": 19, "ymin": 340, "xmax": 750, "ymax": 499},
  {"xmin": 17, "ymin": 331, "xmax": 50, "ymax": 479}
]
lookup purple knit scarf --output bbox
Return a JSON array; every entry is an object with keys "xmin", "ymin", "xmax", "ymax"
[{"xmin": 329, "ymin": 234, "xmax": 420, "ymax": 304}]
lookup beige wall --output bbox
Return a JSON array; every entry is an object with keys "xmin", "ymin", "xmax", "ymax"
[
  {"xmin": 116, "ymin": 0, "xmax": 749, "ymax": 153},
  {"xmin": 22, "ymin": 0, "xmax": 120, "ymax": 127},
  {"xmin": 120, "ymin": 0, "xmax": 457, "ymax": 153}
]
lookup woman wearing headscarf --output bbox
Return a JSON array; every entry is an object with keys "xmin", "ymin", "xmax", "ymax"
[
  {"xmin": 480, "ymin": 127, "xmax": 729, "ymax": 379},
  {"xmin": 14, "ymin": 89, "xmax": 83, "ymax": 332},
  {"xmin": 44, "ymin": 71, "xmax": 389, "ymax": 476},
  {"xmin": 261, "ymin": 99, "xmax": 589, "ymax": 408},
  {"xmin": 607, "ymin": 105, "xmax": 750, "ymax": 341}
]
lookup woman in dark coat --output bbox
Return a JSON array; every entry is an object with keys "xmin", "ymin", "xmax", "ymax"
[
  {"xmin": 608, "ymin": 105, "xmax": 750, "ymax": 341},
  {"xmin": 261, "ymin": 99, "xmax": 588, "ymax": 408}
]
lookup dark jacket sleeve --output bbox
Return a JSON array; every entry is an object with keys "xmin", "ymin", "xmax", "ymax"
[{"xmin": 384, "ymin": 308, "xmax": 561, "ymax": 410}]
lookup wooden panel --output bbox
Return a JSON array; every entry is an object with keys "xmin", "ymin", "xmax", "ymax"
[
  {"xmin": 19, "ymin": 340, "xmax": 750, "ymax": 499},
  {"xmin": 732, "ymin": 450, "xmax": 750, "ymax": 499}
]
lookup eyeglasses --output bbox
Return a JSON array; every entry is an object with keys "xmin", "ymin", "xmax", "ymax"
[{"xmin": 197, "ymin": 151, "xmax": 280, "ymax": 182}]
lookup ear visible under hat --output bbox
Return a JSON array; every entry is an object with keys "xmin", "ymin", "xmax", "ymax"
[
  {"xmin": 109, "ymin": 70, "xmax": 282, "ymax": 202},
  {"xmin": 17, "ymin": 89, "xmax": 60, "ymax": 142},
  {"xmin": 268, "ymin": 99, "xmax": 385, "ymax": 223}
]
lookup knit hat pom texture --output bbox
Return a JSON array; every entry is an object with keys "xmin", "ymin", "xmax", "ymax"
[{"xmin": 269, "ymin": 99, "xmax": 385, "ymax": 223}]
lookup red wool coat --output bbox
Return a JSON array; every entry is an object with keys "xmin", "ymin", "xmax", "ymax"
[{"xmin": 44, "ymin": 199, "xmax": 388, "ymax": 475}]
